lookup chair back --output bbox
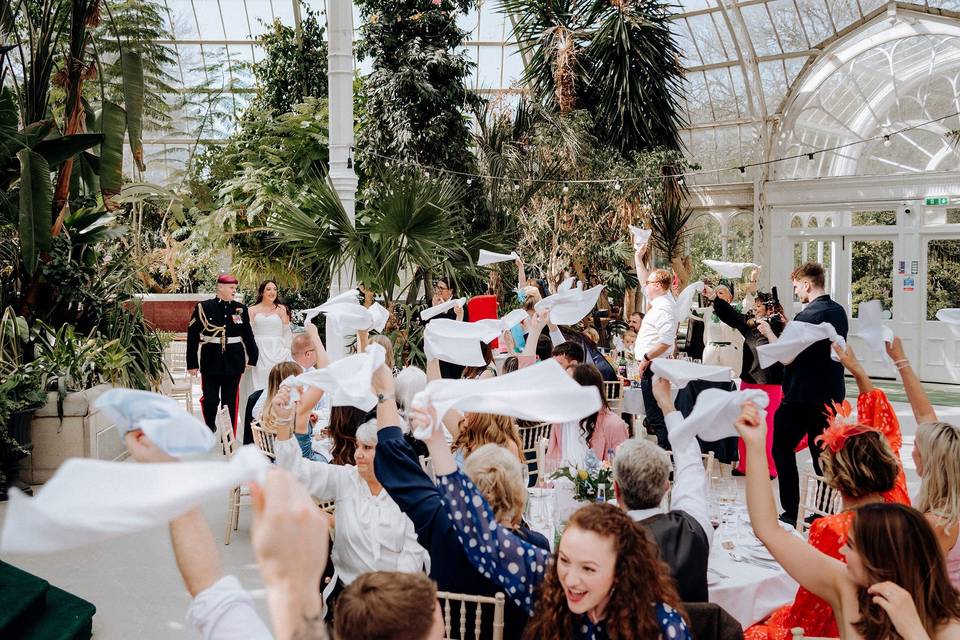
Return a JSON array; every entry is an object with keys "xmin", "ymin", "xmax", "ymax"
[
  {"xmin": 796, "ymin": 471, "xmax": 842, "ymax": 533},
  {"xmin": 251, "ymin": 422, "xmax": 277, "ymax": 460},
  {"xmin": 419, "ymin": 454, "xmax": 436, "ymax": 483},
  {"xmin": 219, "ymin": 408, "xmax": 239, "ymax": 458},
  {"xmin": 436, "ymin": 591, "xmax": 505, "ymax": 640},
  {"xmin": 683, "ymin": 602, "xmax": 743, "ymax": 640},
  {"xmin": 164, "ymin": 341, "xmax": 189, "ymax": 374},
  {"xmin": 518, "ymin": 422, "xmax": 551, "ymax": 484},
  {"xmin": 602, "ymin": 380, "xmax": 623, "ymax": 413}
]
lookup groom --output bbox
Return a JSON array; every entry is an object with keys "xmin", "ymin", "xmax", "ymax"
[{"xmin": 187, "ymin": 274, "xmax": 259, "ymax": 434}]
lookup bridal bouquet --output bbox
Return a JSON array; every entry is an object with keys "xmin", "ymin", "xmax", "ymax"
[{"xmin": 551, "ymin": 451, "xmax": 613, "ymax": 502}]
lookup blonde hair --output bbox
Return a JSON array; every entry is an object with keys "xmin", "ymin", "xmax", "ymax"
[
  {"xmin": 915, "ymin": 421, "xmax": 960, "ymax": 533},
  {"xmin": 454, "ymin": 413, "xmax": 524, "ymax": 464},
  {"xmin": 369, "ymin": 334, "xmax": 394, "ymax": 369},
  {"xmin": 261, "ymin": 361, "xmax": 303, "ymax": 429},
  {"xmin": 464, "ymin": 443, "xmax": 527, "ymax": 526},
  {"xmin": 522, "ymin": 286, "xmax": 542, "ymax": 304},
  {"xmin": 819, "ymin": 429, "xmax": 899, "ymax": 499},
  {"xmin": 649, "ymin": 268, "xmax": 671, "ymax": 288}
]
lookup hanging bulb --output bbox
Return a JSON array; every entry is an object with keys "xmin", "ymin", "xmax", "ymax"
[
  {"xmin": 562, "ymin": 182, "xmax": 570, "ymax": 193},
  {"xmin": 347, "ymin": 155, "xmax": 353, "ymax": 169},
  {"xmin": 466, "ymin": 178, "xmax": 472, "ymax": 186},
  {"xmin": 738, "ymin": 166, "xmax": 746, "ymax": 174},
  {"xmin": 514, "ymin": 182, "xmax": 520, "ymax": 191},
  {"xmin": 807, "ymin": 152, "xmax": 815, "ymax": 160},
  {"xmin": 614, "ymin": 181, "xmax": 622, "ymax": 191},
  {"xmin": 677, "ymin": 175, "xmax": 685, "ymax": 186},
  {"xmin": 883, "ymin": 134, "xmax": 892, "ymax": 147}
]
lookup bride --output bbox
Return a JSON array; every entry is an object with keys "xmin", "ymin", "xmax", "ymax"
[{"xmin": 244, "ymin": 280, "xmax": 292, "ymax": 393}]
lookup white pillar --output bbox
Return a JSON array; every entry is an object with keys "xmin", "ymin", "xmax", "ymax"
[{"xmin": 325, "ymin": 0, "xmax": 358, "ymax": 361}]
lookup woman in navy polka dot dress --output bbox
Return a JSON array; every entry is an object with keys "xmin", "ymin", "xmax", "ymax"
[{"xmin": 415, "ymin": 403, "xmax": 691, "ymax": 640}]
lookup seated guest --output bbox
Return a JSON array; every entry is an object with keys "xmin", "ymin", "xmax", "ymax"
[
  {"xmin": 334, "ymin": 572, "xmax": 443, "ymax": 640},
  {"xmin": 746, "ymin": 344, "xmax": 908, "ymax": 640},
  {"xmin": 887, "ymin": 336, "xmax": 960, "ymax": 587},
  {"xmin": 502, "ymin": 355, "xmax": 519, "ymax": 374},
  {"xmin": 327, "ymin": 406, "xmax": 371, "ymax": 466},
  {"xmin": 547, "ymin": 364, "xmax": 627, "ymax": 466},
  {"xmin": 461, "ymin": 341, "xmax": 497, "ymax": 379},
  {"xmin": 551, "ymin": 340, "xmax": 583, "ymax": 370},
  {"xmin": 612, "ymin": 377, "xmax": 711, "ymax": 602},
  {"xmin": 414, "ymin": 395, "xmax": 691, "ymax": 640},
  {"xmin": 371, "ymin": 365, "xmax": 548, "ymax": 640},
  {"xmin": 622, "ymin": 328, "xmax": 637, "ymax": 356},
  {"xmin": 736, "ymin": 401, "xmax": 960, "ymax": 640},
  {"xmin": 253, "ymin": 361, "xmax": 328, "ymax": 462},
  {"xmin": 267, "ymin": 388, "xmax": 428, "ymax": 596},
  {"xmin": 451, "ymin": 412, "xmax": 524, "ymax": 468}
]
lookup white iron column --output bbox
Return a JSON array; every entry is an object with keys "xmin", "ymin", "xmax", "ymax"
[{"xmin": 325, "ymin": 0, "xmax": 358, "ymax": 361}]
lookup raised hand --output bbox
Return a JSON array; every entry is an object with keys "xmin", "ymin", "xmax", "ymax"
[
  {"xmin": 124, "ymin": 430, "xmax": 177, "ymax": 463},
  {"xmin": 733, "ymin": 401, "xmax": 766, "ymax": 448},
  {"xmin": 885, "ymin": 335, "xmax": 907, "ymax": 363},
  {"xmin": 867, "ymin": 582, "xmax": 929, "ymax": 640},
  {"xmin": 832, "ymin": 342, "xmax": 863, "ymax": 373},
  {"xmin": 651, "ymin": 377, "xmax": 674, "ymax": 414},
  {"xmin": 371, "ymin": 364, "xmax": 395, "ymax": 396}
]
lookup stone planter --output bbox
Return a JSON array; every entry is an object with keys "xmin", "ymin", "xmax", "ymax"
[
  {"xmin": 136, "ymin": 293, "xmax": 211, "ymax": 333},
  {"xmin": 23, "ymin": 384, "xmax": 126, "ymax": 484}
]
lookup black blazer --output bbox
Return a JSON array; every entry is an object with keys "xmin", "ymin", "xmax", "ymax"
[
  {"xmin": 640, "ymin": 510, "xmax": 710, "ymax": 603},
  {"xmin": 186, "ymin": 297, "xmax": 259, "ymax": 376}
]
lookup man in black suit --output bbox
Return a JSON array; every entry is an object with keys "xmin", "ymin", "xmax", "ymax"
[
  {"xmin": 187, "ymin": 274, "xmax": 259, "ymax": 434},
  {"xmin": 761, "ymin": 262, "xmax": 848, "ymax": 526}
]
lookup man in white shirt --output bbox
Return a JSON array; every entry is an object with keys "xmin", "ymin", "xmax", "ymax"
[{"xmin": 634, "ymin": 244, "xmax": 679, "ymax": 449}]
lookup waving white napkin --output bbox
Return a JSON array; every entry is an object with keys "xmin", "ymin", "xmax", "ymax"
[
  {"xmin": 302, "ymin": 289, "xmax": 358, "ymax": 325},
  {"xmin": 424, "ymin": 312, "xmax": 527, "ymax": 367},
  {"xmin": 478, "ymin": 249, "xmax": 519, "ymax": 266},
  {"xmin": 757, "ymin": 321, "xmax": 846, "ymax": 369},
  {"xmin": 293, "ymin": 343, "xmax": 386, "ymax": 411},
  {"xmin": 629, "ymin": 225, "xmax": 652, "ymax": 249},
  {"xmin": 95, "ymin": 389, "xmax": 215, "ymax": 456},
  {"xmin": 409, "ymin": 359, "xmax": 602, "ymax": 440},
  {"xmin": 675, "ymin": 281, "xmax": 706, "ymax": 318},
  {"xmin": 651, "ymin": 358, "xmax": 733, "ymax": 389},
  {"xmin": 302, "ymin": 290, "xmax": 389, "ymax": 334},
  {"xmin": 671, "ymin": 388, "xmax": 769, "ymax": 445},
  {"xmin": 0, "ymin": 446, "xmax": 269, "ymax": 554},
  {"xmin": 534, "ymin": 282, "xmax": 605, "ymax": 325},
  {"xmin": 703, "ymin": 260, "xmax": 759, "ymax": 279},
  {"xmin": 852, "ymin": 300, "xmax": 893, "ymax": 357},
  {"xmin": 936, "ymin": 308, "xmax": 960, "ymax": 325},
  {"xmin": 420, "ymin": 297, "xmax": 467, "ymax": 321}
]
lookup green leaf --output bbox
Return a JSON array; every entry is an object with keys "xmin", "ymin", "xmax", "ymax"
[
  {"xmin": 98, "ymin": 101, "xmax": 127, "ymax": 197},
  {"xmin": 121, "ymin": 50, "xmax": 146, "ymax": 172},
  {"xmin": 17, "ymin": 149, "xmax": 52, "ymax": 276},
  {"xmin": 33, "ymin": 133, "xmax": 105, "ymax": 168}
]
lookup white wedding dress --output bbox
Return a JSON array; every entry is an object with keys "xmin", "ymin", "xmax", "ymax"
[{"xmin": 239, "ymin": 314, "xmax": 293, "ymax": 412}]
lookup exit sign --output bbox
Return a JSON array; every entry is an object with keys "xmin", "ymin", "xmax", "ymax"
[{"xmin": 925, "ymin": 196, "xmax": 950, "ymax": 205}]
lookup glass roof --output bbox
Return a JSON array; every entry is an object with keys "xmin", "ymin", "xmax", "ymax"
[{"xmin": 137, "ymin": 0, "xmax": 960, "ymax": 187}]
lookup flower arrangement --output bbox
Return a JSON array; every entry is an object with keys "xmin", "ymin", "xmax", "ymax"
[{"xmin": 552, "ymin": 452, "xmax": 614, "ymax": 502}]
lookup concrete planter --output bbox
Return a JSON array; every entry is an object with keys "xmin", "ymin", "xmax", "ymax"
[
  {"xmin": 24, "ymin": 384, "xmax": 125, "ymax": 484},
  {"xmin": 136, "ymin": 293, "xmax": 211, "ymax": 334}
]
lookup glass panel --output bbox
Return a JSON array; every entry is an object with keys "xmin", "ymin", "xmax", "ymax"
[
  {"xmin": 739, "ymin": 4, "xmax": 780, "ymax": 56},
  {"xmin": 728, "ymin": 213, "xmax": 754, "ymax": 263},
  {"xmin": 476, "ymin": 45, "xmax": 504, "ymax": 90},
  {"xmin": 768, "ymin": 0, "xmax": 811, "ymax": 51},
  {"xmin": 924, "ymin": 207, "xmax": 960, "ymax": 225},
  {"xmin": 791, "ymin": 215, "xmax": 803, "ymax": 228},
  {"xmin": 688, "ymin": 215, "xmax": 723, "ymax": 282},
  {"xmin": 850, "ymin": 240, "xmax": 894, "ymax": 317},
  {"xmin": 686, "ymin": 14, "xmax": 729, "ymax": 64},
  {"xmin": 927, "ymin": 239, "xmax": 960, "ymax": 320},
  {"xmin": 852, "ymin": 210, "xmax": 896, "ymax": 226}
]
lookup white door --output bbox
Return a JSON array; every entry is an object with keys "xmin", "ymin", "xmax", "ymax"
[
  {"xmin": 920, "ymin": 237, "xmax": 960, "ymax": 384},
  {"xmin": 845, "ymin": 237, "xmax": 897, "ymax": 378}
]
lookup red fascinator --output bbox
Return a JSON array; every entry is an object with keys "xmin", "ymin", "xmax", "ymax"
[{"xmin": 815, "ymin": 399, "xmax": 880, "ymax": 452}]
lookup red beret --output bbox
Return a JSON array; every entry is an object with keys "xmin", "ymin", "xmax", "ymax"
[{"xmin": 217, "ymin": 274, "xmax": 239, "ymax": 284}]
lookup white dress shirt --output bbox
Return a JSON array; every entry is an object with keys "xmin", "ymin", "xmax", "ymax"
[
  {"xmin": 274, "ymin": 438, "xmax": 428, "ymax": 584},
  {"xmin": 635, "ymin": 294, "xmax": 678, "ymax": 361},
  {"xmin": 186, "ymin": 575, "xmax": 275, "ymax": 640},
  {"xmin": 627, "ymin": 411, "xmax": 713, "ymax": 546}
]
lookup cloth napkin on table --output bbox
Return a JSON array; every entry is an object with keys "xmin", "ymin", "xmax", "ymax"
[
  {"xmin": 629, "ymin": 225, "xmax": 652, "ymax": 249},
  {"xmin": 292, "ymin": 343, "xmax": 386, "ymax": 411},
  {"xmin": 477, "ymin": 249, "xmax": 519, "ymax": 266},
  {"xmin": 756, "ymin": 321, "xmax": 846, "ymax": 369},
  {"xmin": 95, "ymin": 389, "xmax": 216, "ymax": 456},
  {"xmin": 302, "ymin": 289, "xmax": 389, "ymax": 334},
  {"xmin": 936, "ymin": 308, "xmax": 960, "ymax": 325},
  {"xmin": 420, "ymin": 297, "xmax": 467, "ymax": 321},
  {"xmin": 0, "ymin": 446, "xmax": 269, "ymax": 555},
  {"xmin": 670, "ymin": 388, "xmax": 770, "ymax": 444},
  {"xmin": 424, "ymin": 312, "xmax": 528, "ymax": 367},
  {"xmin": 703, "ymin": 260, "xmax": 759, "ymax": 279},
  {"xmin": 651, "ymin": 358, "xmax": 733, "ymax": 389},
  {"xmin": 409, "ymin": 359, "xmax": 602, "ymax": 440},
  {"xmin": 534, "ymin": 282, "xmax": 605, "ymax": 325},
  {"xmin": 851, "ymin": 300, "xmax": 893, "ymax": 357}
]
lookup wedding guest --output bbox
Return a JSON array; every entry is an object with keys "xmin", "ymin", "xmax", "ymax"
[
  {"xmin": 334, "ymin": 572, "xmax": 443, "ymax": 640},
  {"xmin": 427, "ymin": 277, "xmax": 467, "ymax": 379},
  {"xmin": 328, "ymin": 406, "xmax": 371, "ymax": 466},
  {"xmin": 746, "ymin": 344, "xmax": 909, "ymax": 640},
  {"xmin": 551, "ymin": 341, "xmax": 584, "ymax": 370},
  {"xmin": 769, "ymin": 262, "xmax": 848, "ymax": 526},
  {"xmin": 546, "ymin": 364, "xmax": 627, "ymax": 466},
  {"xmin": 451, "ymin": 412, "xmax": 524, "ymax": 467},
  {"xmin": 267, "ymin": 387, "xmax": 428, "ymax": 603},
  {"xmin": 370, "ymin": 365, "xmax": 548, "ymax": 640},
  {"xmin": 736, "ymin": 401, "xmax": 960, "ymax": 640},
  {"xmin": 461, "ymin": 341, "xmax": 497, "ymax": 379},
  {"xmin": 698, "ymin": 284, "xmax": 744, "ymax": 375},
  {"xmin": 628, "ymin": 311, "xmax": 644, "ymax": 333},
  {"xmin": 622, "ymin": 329, "xmax": 637, "ymax": 356},
  {"xmin": 612, "ymin": 377, "xmax": 711, "ymax": 603},
  {"xmin": 242, "ymin": 280, "xmax": 292, "ymax": 400},
  {"xmin": 418, "ymin": 397, "xmax": 691, "ymax": 639},
  {"xmin": 634, "ymin": 242, "xmax": 678, "ymax": 449}
]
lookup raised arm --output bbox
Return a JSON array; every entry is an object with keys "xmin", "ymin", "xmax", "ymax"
[
  {"xmin": 305, "ymin": 323, "xmax": 330, "ymax": 369},
  {"xmin": 887, "ymin": 336, "xmax": 938, "ymax": 424},
  {"xmin": 515, "ymin": 256, "xmax": 527, "ymax": 290},
  {"xmin": 634, "ymin": 244, "xmax": 650, "ymax": 295},
  {"xmin": 735, "ymin": 402, "xmax": 847, "ymax": 605},
  {"xmin": 833, "ymin": 343, "xmax": 875, "ymax": 394},
  {"xmin": 520, "ymin": 310, "xmax": 549, "ymax": 360},
  {"xmin": 709, "ymin": 291, "xmax": 751, "ymax": 335}
]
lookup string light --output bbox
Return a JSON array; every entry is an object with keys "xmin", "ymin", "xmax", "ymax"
[
  {"xmin": 807, "ymin": 152, "xmax": 815, "ymax": 160},
  {"xmin": 562, "ymin": 183, "xmax": 569, "ymax": 193},
  {"xmin": 738, "ymin": 166, "xmax": 746, "ymax": 174},
  {"xmin": 466, "ymin": 178, "xmax": 472, "ymax": 185},
  {"xmin": 883, "ymin": 134, "xmax": 892, "ymax": 147},
  {"xmin": 614, "ymin": 181, "xmax": 622, "ymax": 191}
]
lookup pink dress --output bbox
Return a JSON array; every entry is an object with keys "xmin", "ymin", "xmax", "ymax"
[
  {"xmin": 947, "ymin": 532, "xmax": 960, "ymax": 589},
  {"xmin": 546, "ymin": 407, "xmax": 628, "ymax": 464}
]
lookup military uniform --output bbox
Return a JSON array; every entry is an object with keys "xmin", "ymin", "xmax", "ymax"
[{"xmin": 187, "ymin": 295, "xmax": 259, "ymax": 433}]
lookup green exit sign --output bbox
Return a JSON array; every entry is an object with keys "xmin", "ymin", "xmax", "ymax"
[{"xmin": 925, "ymin": 196, "xmax": 950, "ymax": 206}]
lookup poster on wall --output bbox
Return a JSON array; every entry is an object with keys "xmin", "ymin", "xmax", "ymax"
[
  {"xmin": 911, "ymin": 261, "xmax": 919, "ymax": 275},
  {"xmin": 903, "ymin": 277, "xmax": 915, "ymax": 292},
  {"xmin": 898, "ymin": 261, "xmax": 906, "ymax": 275}
]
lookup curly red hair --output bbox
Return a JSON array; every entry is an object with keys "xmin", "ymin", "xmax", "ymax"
[{"xmin": 522, "ymin": 503, "xmax": 686, "ymax": 640}]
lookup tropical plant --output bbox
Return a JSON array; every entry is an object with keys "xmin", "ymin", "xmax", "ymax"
[{"xmin": 251, "ymin": 8, "xmax": 329, "ymax": 115}]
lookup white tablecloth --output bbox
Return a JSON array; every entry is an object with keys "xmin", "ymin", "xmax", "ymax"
[
  {"xmin": 621, "ymin": 386, "xmax": 646, "ymax": 415},
  {"xmin": 708, "ymin": 543, "xmax": 797, "ymax": 628}
]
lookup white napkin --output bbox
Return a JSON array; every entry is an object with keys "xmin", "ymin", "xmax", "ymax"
[
  {"xmin": 424, "ymin": 318, "xmax": 507, "ymax": 367},
  {"xmin": 409, "ymin": 359, "xmax": 602, "ymax": 440},
  {"xmin": 303, "ymin": 290, "xmax": 389, "ymax": 334},
  {"xmin": 936, "ymin": 308, "xmax": 960, "ymax": 325},
  {"xmin": 0, "ymin": 446, "xmax": 269, "ymax": 554},
  {"xmin": 95, "ymin": 389, "xmax": 215, "ymax": 456},
  {"xmin": 294, "ymin": 343, "xmax": 386, "ymax": 411},
  {"xmin": 675, "ymin": 281, "xmax": 705, "ymax": 318},
  {"xmin": 629, "ymin": 225, "xmax": 652, "ymax": 249},
  {"xmin": 303, "ymin": 289, "xmax": 358, "ymax": 325},
  {"xmin": 851, "ymin": 300, "xmax": 893, "ymax": 357},
  {"xmin": 478, "ymin": 249, "xmax": 519, "ymax": 266},
  {"xmin": 703, "ymin": 260, "xmax": 759, "ymax": 279},
  {"xmin": 671, "ymin": 388, "xmax": 770, "ymax": 444},
  {"xmin": 757, "ymin": 321, "xmax": 846, "ymax": 369},
  {"xmin": 420, "ymin": 297, "xmax": 467, "ymax": 321},
  {"xmin": 534, "ymin": 282, "xmax": 605, "ymax": 325},
  {"xmin": 651, "ymin": 358, "xmax": 733, "ymax": 389}
]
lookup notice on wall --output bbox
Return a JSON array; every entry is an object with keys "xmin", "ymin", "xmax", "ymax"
[
  {"xmin": 903, "ymin": 277, "xmax": 915, "ymax": 292},
  {"xmin": 911, "ymin": 261, "xmax": 919, "ymax": 275},
  {"xmin": 898, "ymin": 261, "xmax": 906, "ymax": 274}
]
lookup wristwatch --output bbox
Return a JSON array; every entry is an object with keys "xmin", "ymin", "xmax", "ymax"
[
  {"xmin": 377, "ymin": 393, "xmax": 395, "ymax": 404},
  {"xmin": 643, "ymin": 353, "xmax": 652, "ymax": 362}
]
